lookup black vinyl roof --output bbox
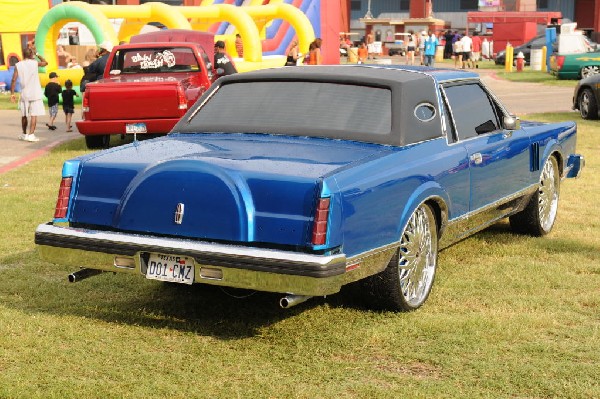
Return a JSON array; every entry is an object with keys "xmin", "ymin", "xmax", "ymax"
[{"xmin": 175, "ymin": 65, "xmax": 477, "ymax": 146}]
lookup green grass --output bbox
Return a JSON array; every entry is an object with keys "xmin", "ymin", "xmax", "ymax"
[
  {"xmin": 1, "ymin": 114, "xmax": 599, "ymax": 398},
  {"xmin": 496, "ymin": 70, "xmax": 578, "ymax": 87},
  {"xmin": 0, "ymin": 93, "xmax": 19, "ymax": 110}
]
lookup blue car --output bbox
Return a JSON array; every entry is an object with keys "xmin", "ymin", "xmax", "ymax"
[{"xmin": 35, "ymin": 65, "xmax": 584, "ymax": 311}]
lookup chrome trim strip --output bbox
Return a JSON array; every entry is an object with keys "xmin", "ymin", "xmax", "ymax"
[{"xmin": 440, "ymin": 185, "xmax": 536, "ymax": 248}]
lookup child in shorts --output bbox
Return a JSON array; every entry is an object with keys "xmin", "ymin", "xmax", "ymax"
[
  {"xmin": 44, "ymin": 71, "xmax": 61, "ymax": 130},
  {"xmin": 61, "ymin": 79, "xmax": 79, "ymax": 132}
]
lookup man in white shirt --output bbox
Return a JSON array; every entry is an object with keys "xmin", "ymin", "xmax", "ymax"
[
  {"xmin": 10, "ymin": 47, "xmax": 48, "ymax": 142},
  {"xmin": 459, "ymin": 31, "xmax": 473, "ymax": 69}
]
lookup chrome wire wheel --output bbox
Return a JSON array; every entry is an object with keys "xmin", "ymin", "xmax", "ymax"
[
  {"xmin": 397, "ymin": 204, "xmax": 437, "ymax": 308},
  {"xmin": 581, "ymin": 65, "xmax": 600, "ymax": 78},
  {"xmin": 538, "ymin": 157, "xmax": 559, "ymax": 233}
]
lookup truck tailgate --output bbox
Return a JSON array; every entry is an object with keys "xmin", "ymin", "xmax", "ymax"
[{"xmin": 87, "ymin": 80, "xmax": 182, "ymax": 121}]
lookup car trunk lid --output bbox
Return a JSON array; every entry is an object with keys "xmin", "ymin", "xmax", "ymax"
[{"xmin": 68, "ymin": 133, "xmax": 391, "ymax": 246}]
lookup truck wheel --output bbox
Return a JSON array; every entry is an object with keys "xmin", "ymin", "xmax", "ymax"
[
  {"xmin": 509, "ymin": 156, "xmax": 560, "ymax": 236},
  {"xmin": 85, "ymin": 135, "xmax": 110, "ymax": 150},
  {"xmin": 581, "ymin": 65, "xmax": 600, "ymax": 79},
  {"xmin": 578, "ymin": 88, "xmax": 599, "ymax": 120},
  {"xmin": 361, "ymin": 203, "xmax": 438, "ymax": 311}
]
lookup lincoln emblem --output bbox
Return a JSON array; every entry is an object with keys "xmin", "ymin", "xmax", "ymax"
[{"xmin": 174, "ymin": 203, "xmax": 185, "ymax": 224}]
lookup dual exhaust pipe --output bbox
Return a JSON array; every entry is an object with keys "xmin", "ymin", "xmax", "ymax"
[{"xmin": 69, "ymin": 268, "xmax": 312, "ymax": 309}]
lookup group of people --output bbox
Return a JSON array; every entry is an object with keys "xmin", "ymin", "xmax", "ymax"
[
  {"xmin": 443, "ymin": 30, "xmax": 483, "ymax": 69},
  {"xmin": 43, "ymin": 72, "xmax": 78, "ymax": 133},
  {"xmin": 285, "ymin": 38, "xmax": 323, "ymax": 66},
  {"xmin": 9, "ymin": 41, "xmax": 113, "ymax": 142},
  {"xmin": 403, "ymin": 30, "xmax": 440, "ymax": 67}
]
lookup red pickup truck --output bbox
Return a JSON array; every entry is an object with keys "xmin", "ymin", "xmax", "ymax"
[{"xmin": 77, "ymin": 30, "xmax": 218, "ymax": 149}]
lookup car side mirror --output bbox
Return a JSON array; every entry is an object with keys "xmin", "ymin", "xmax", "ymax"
[{"xmin": 504, "ymin": 114, "xmax": 520, "ymax": 130}]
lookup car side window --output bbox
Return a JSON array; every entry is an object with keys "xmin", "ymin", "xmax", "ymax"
[{"xmin": 443, "ymin": 83, "xmax": 501, "ymax": 141}]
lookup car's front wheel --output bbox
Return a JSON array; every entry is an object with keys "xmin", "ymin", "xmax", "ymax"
[
  {"xmin": 581, "ymin": 65, "xmax": 600, "ymax": 78},
  {"xmin": 578, "ymin": 88, "xmax": 599, "ymax": 120},
  {"xmin": 85, "ymin": 135, "xmax": 110, "ymax": 150},
  {"xmin": 510, "ymin": 156, "xmax": 560, "ymax": 236},
  {"xmin": 361, "ymin": 203, "xmax": 438, "ymax": 311}
]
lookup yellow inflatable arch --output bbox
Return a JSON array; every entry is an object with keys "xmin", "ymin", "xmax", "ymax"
[{"xmin": 34, "ymin": 1, "xmax": 316, "ymax": 78}]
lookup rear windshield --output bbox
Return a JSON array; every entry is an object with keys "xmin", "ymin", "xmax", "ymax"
[
  {"xmin": 179, "ymin": 81, "xmax": 392, "ymax": 140},
  {"xmin": 109, "ymin": 47, "xmax": 201, "ymax": 74}
]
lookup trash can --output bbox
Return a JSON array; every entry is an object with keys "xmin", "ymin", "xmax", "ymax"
[
  {"xmin": 348, "ymin": 47, "xmax": 358, "ymax": 63},
  {"xmin": 530, "ymin": 49, "xmax": 543, "ymax": 71},
  {"xmin": 435, "ymin": 45, "xmax": 444, "ymax": 62}
]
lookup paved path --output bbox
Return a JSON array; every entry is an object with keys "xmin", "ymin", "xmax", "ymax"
[
  {"xmin": 0, "ymin": 68, "xmax": 578, "ymax": 174},
  {"xmin": 0, "ymin": 109, "xmax": 76, "ymax": 174},
  {"xmin": 477, "ymin": 68, "xmax": 575, "ymax": 115}
]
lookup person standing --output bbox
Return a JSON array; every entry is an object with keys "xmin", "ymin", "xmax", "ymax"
[
  {"xmin": 307, "ymin": 38, "xmax": 322, "ymax": 65},
  {"xmin": 418, "ymin": 31, "xmax": 426, "ymax": 65},
  {"xmin": 357, "ymin": 42, "xmax": 368, "ymax": 64},
  {"xmin": 44, "ymin": 71, "xmax": 61, "ymax": 131},
  {"xmin": 88, "ymin": 41, "xmax": 113, "ymax": 82},
  {"xmin": 9, "ymin": 48, "xmax": 48, "ymax": 142},
  {"xmin": 406, "ymin": 31, "xmax": 416, "ymax": 65},
  {"xmin": 460, "ymin": 31, "xmax": 473, "ymax": 69},
  {"xmin": 444, "ymin": 30, "xmax": 454, "ymax": 59},
  {"xmin": 366, "ymin": 32, "xmax": 374, "ymax": 60},
  {"xmin": 285, "ymin": 40, "xmax": 300, "ymax": 66},
  {"xmin": 61, "ymin": 79, "xmax": 79, "ymax": 132},
  {"xmin": 423, "ymin": 31, "xmax": 439, "ymax": 67},
  {"xmin": 235, "ymin": 33, "xmax": 243, "ymax": 58},
  {"xmin": 214, "ymin": 40, "xmax": 237, "ymax": 75},
  {"xmin": 471, "ymin": 32, "xmax": 482, "ymax": 68}
]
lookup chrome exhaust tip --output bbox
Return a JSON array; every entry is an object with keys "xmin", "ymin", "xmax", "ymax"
[
  {"xmin": 279, "ymin": 295, "xmax": 312, "ymax": 309},
  {"xmin": 68, "ymin": 268, "xmax": 103, "ymax": 283}
]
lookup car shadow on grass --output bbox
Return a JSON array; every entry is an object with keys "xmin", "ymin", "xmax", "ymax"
[{"xmin": 1, "ymin": 253, "xmax": 327, "ymax": 338}]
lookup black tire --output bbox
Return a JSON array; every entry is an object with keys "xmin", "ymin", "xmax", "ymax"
[
  {"xmin": 578, "ymin": 88, "xmax": 599, "ymax": 120},
  {"xmin": 85, "ymin": 135, "xmax": 110, "ymax": 150},
  {"xmin": 510, "ymin": 156, "xmax": 560, "ymax": 236},
  {"xmin": 361, "ymin": 203, "xmax": 438, "ymax": 311}
]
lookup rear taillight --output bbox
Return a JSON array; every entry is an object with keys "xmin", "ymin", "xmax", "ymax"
[
  {"xmin": 82, "ymin": 91, "xmax": 89, "ymax": 113},
  {"xmin": 311, "ymin": 197, "xmax": 330, "ymax": 246},
  {"xmin": 177, "ymin": 84, "xmax": 188, "ymax": 112},
  {"xmin": 54, "ymin": 177, "xmax": 73, "ymax": 219},
  {"xmin": 556, "ymin": 55, "xmax": 565, "ymax": 70}
]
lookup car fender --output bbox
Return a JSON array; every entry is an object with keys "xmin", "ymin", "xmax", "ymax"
[
  {"xmin": 395, "ymin": 180, "xmax": 450, "ymax": 242},
  {"xmin": 540, "ymin": 140, "xmax": 564, "ymax": 176}
]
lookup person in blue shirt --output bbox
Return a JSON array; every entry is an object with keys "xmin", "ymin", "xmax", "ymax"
[{"xmin": 423, "ymin": 31, "xmax": 439, "ymax": 67}]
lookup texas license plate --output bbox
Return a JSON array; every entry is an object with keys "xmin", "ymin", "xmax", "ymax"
[
  {"xmin": 146, "ymin": 253, "xmax": 194, "ymax": 285},
  {"xmin": 126, "ymin": 122, "xmax": 147, "ymax": 134}
]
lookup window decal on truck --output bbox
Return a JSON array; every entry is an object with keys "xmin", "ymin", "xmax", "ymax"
[{"xmin": 131, "ymin": 50, "xmax": 177, "ymax": 70}]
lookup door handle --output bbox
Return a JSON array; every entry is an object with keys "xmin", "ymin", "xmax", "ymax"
[{"xmin": 470, "ymin": 153, "xmax": 483, "ymax": 165}]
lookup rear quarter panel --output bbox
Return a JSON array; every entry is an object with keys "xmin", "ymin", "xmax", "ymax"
[{"xmin": 326, "ymin": 138, "xmax": 469, "ymax": 258}]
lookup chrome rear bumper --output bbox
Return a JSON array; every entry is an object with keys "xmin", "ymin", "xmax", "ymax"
[{"xmin": 35, "ymin": 223, "xmax": 349, "ymax": 296}]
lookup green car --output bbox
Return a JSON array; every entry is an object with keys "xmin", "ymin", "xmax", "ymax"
[{"xmin": 551, "ymin": 51, "xmax": 600, "ymax": 79}]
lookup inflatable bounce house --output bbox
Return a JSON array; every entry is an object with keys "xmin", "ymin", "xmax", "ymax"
[
  {"xmin": 0, "ymin": 0, "xmax": 50, "ymax": 92},
  {"xmin": 24, "ymin": 0, "xmax": 341, "ymax": 89}
]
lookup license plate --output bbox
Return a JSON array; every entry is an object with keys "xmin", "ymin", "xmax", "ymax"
[
  {"xmin": 126, "ymin": 122, "xmax": 147, "ymax": 134},
  {"xmin": 146, "ymin": 253, "xmax": 194, "ymax": 285}
]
